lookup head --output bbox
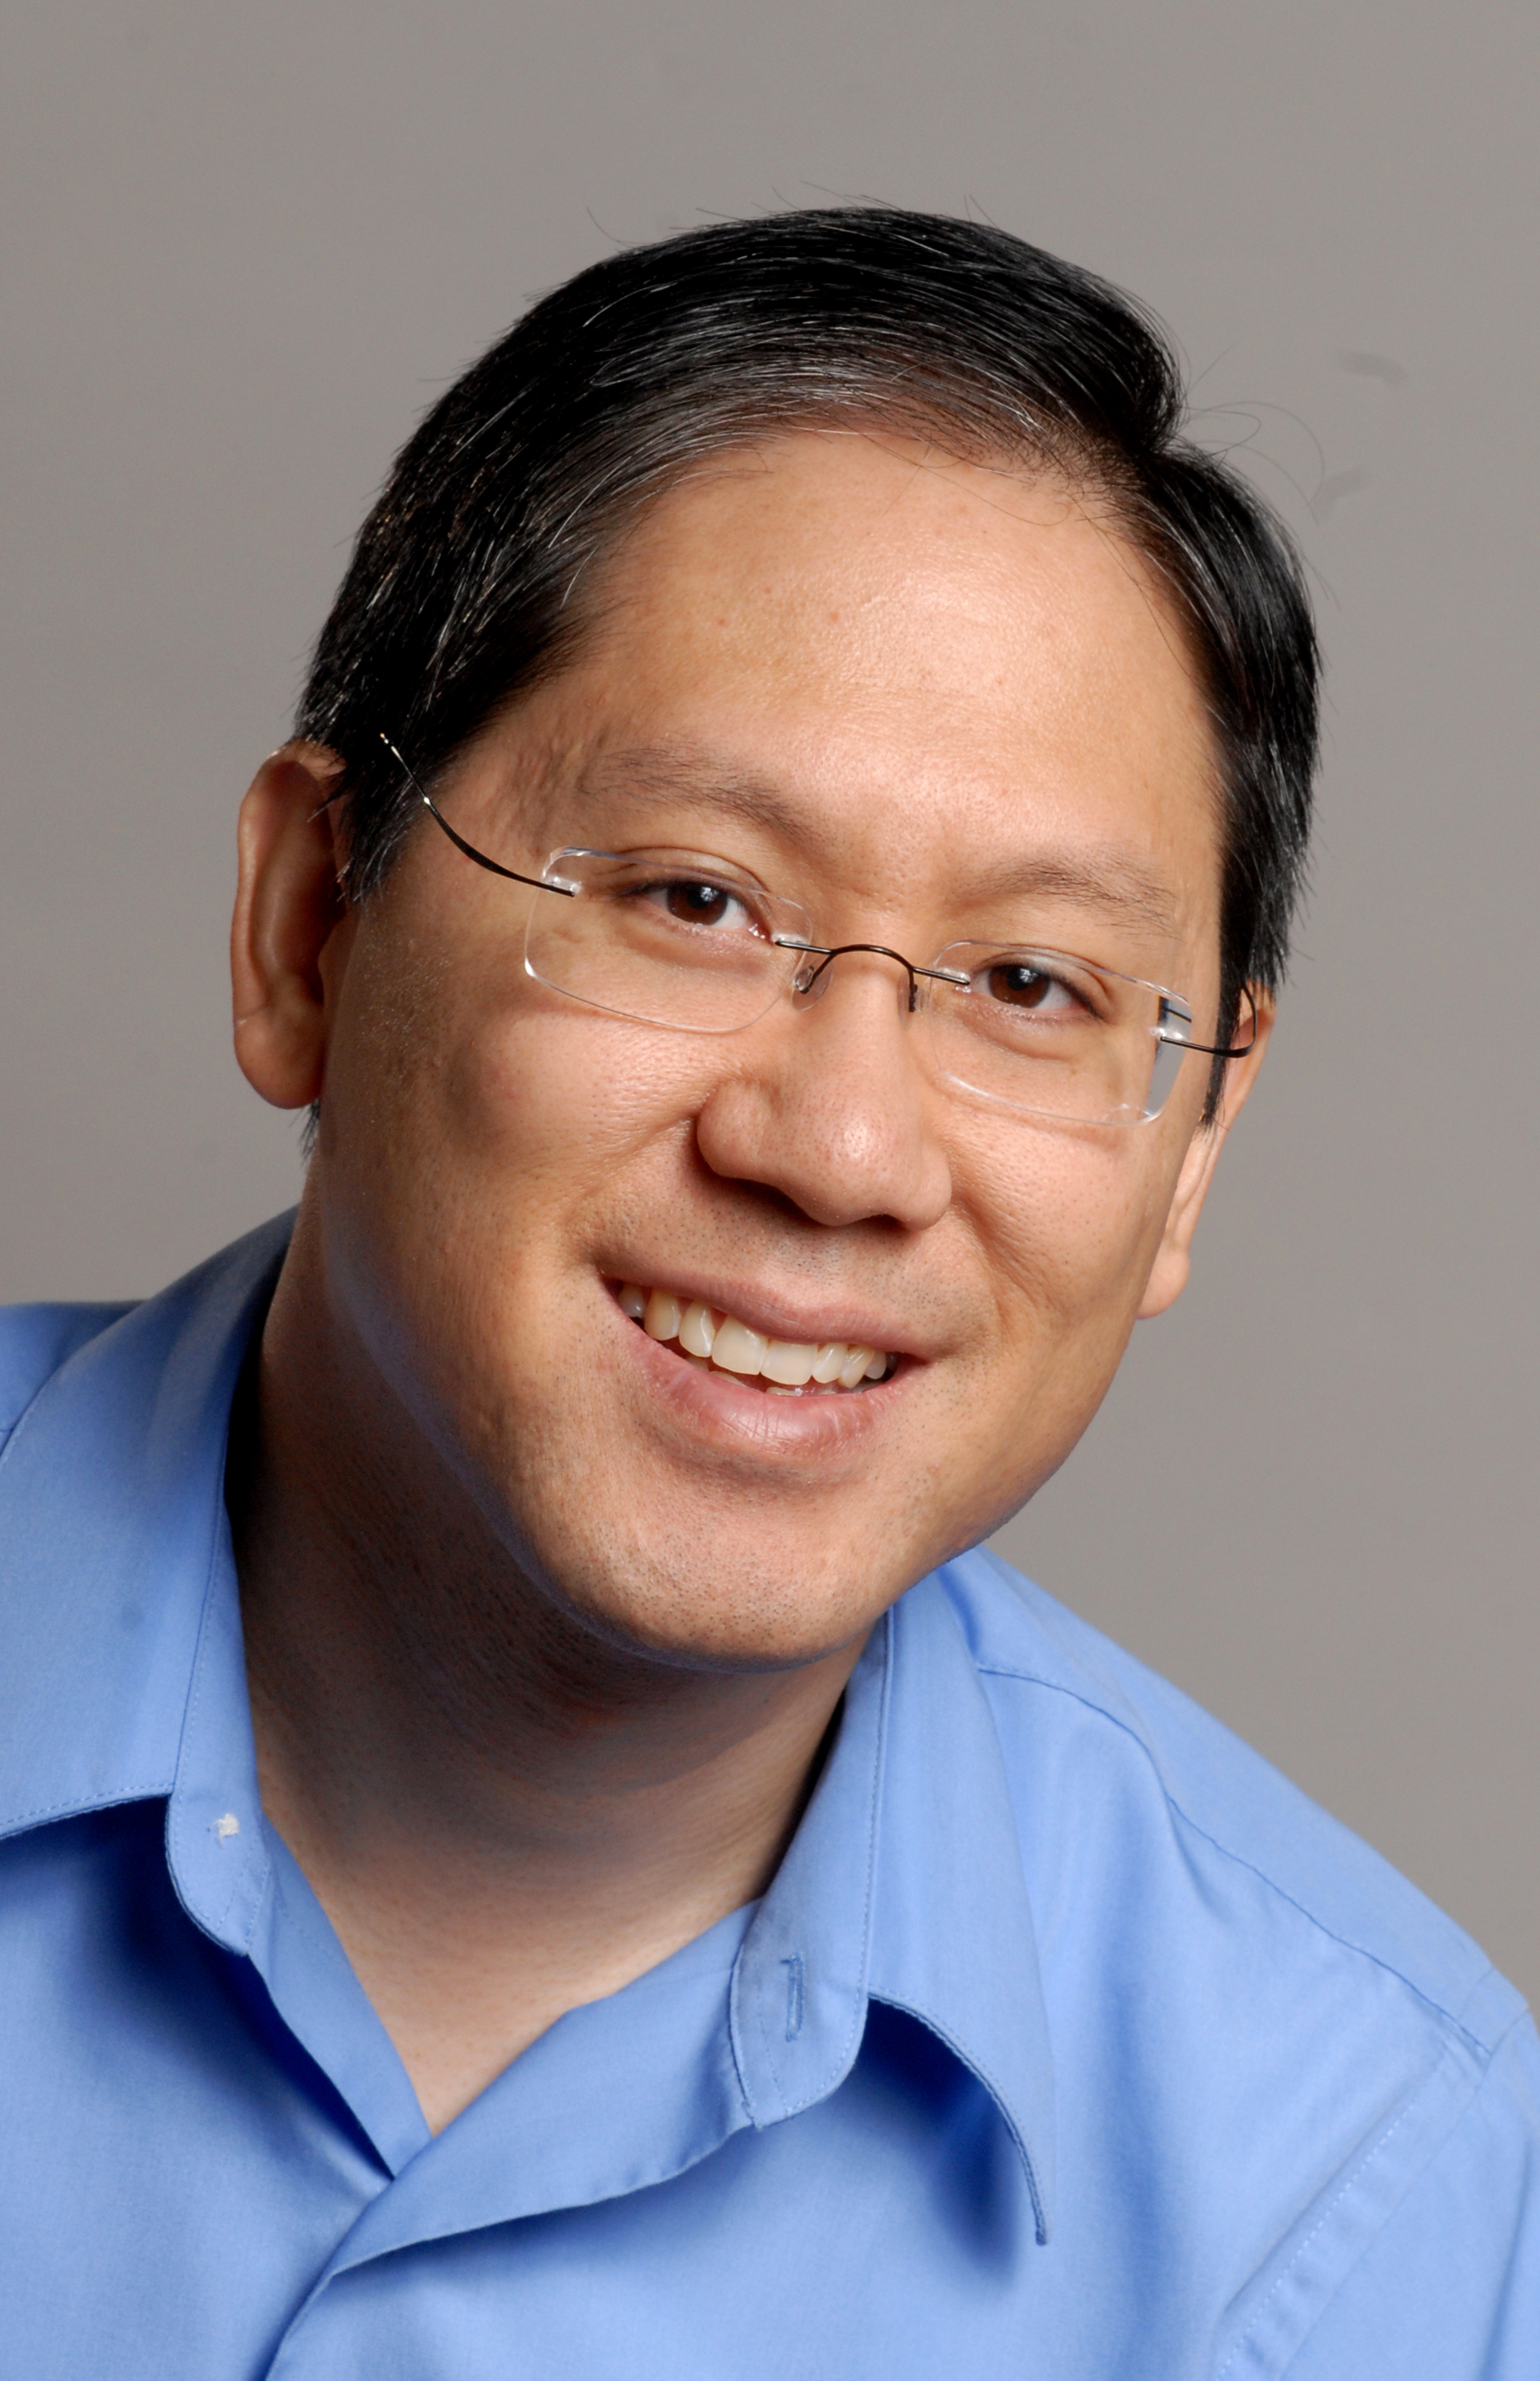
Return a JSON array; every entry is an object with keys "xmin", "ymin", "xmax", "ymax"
[{"xmin": 232, "ymin": 208, "xmax": 1316, "ymax": 1673}]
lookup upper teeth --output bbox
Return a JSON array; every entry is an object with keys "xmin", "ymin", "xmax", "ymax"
[{"xmin": 616, "ymin": 1282, "xmax": 891, "ymax": 1391}]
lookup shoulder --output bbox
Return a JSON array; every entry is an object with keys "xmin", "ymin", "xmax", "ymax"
[
  {"xmin": 0, "ymin": 1302, "xmax": 137, "ymax": 1456},
  {"xmin": 940, "ymin": 1542, "xmax": 1519, "ymax": 2049},
  {"xmin": 0, "ymin": 1216, "xmax": 296, "ymax": 1484},
  {"xmin": 939, "ymin": 1547, "xmax": 1540, "ymax": 2362}
]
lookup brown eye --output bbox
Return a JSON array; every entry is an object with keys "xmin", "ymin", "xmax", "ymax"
[
  {"xmin": 629, "ymin": 871, "xmax": 766, "ymax": 938},
  {"xmin": 985, "ymin": 964, "xmax": 1064, "ymax": 1010},
  {"xmin": 665, "ymin": 881, "xmax": 737, "ymax": 926}
]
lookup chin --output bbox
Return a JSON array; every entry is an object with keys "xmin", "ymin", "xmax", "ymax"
[{"xmin": 536, "ymin": 1532, "xmax": 891, "ymax": 1675}]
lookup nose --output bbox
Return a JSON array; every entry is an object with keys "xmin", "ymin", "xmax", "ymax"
[{"xmin": 692, "ymin": 947, "xmax": 954, "ymax": 1232}]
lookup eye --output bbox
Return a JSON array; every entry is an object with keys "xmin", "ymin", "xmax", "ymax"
[
  {"xmin": 638, "ymin": 878, "xmax": 760, "ymax": 934},
  {"xmin": 980, "ymin": 961, "xmax": 1084, "ymax": 1015}
]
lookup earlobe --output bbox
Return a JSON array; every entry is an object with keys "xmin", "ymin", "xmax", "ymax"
[
  {"xmin": 1136, "ymin": 988, "xmax": 1276, "ymax": 1321},
  {"xmin": 1136, "ymin": 1120, "xmax": 1224, "ymax": 1318},
  {"xmin": 230, "ymin": 743, "xmax": 350, "ymax": 1111}
]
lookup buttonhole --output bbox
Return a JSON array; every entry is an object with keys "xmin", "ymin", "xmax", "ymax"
[{"xmin": 782, "ymin": 1952, "xmax": 805, "ymax": 2041}]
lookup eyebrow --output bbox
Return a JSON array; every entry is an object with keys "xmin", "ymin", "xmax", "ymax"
[
  {"xmin": 573, "ymin": 746, "xmax": 811, "ymax": 844},
  {"xmin": 962, "ymin": 849, "xmax": 1182, "ymax": 939},
  {"xmin": 570, "ymin": 743, "xmax": 1185, "ymax": 940}
]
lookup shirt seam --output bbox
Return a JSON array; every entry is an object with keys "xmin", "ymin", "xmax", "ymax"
[
  {"xmin": 1224, "ymin": 2025, "xmax": 1524, "ymax": 2380},
  {"xmin": 166, "ymin": 1476, "xmax": 268, "ymax": 1949},
  {"xmin": 0, "ymin": 1387, "xmax": 61, "ymax": 1479},
  {"xmin": 0, "ymin": 1306, "xmax": 137, "ymax": 1473},
  {"xmin": 258, "ymin": 1826, "xmax": 430, "ymax": 2174},
  {"xmin": 753, "ymin": 1655, "xmax": 885, "ymax": 2113},
  {"xmin": 1214, "ymin": 2057, "xmax": 1445, "ymax": 2381},
  {"xmin": 973, "ymin": 1656, "xmax": 1502, "ymax": 2059},
  {"xmin": 735, "ymin": 1610, "xmax": 891, "ymax": 2122}
]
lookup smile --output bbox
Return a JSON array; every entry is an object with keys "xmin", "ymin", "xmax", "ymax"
[{"xmin": 615, "ymin": 1282, "xmax": 895, "ymax": 1394}]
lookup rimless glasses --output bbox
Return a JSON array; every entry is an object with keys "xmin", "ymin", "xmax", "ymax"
[{"xmin": 380, "ymin": 734, "xmax": 1253, "ymax": 1129}]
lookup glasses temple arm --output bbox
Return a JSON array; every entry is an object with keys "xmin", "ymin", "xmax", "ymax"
[
  {"xmin": 377, "ymin": 733, "xmax": 575, "ymax": 895},
  {"xmin": 1158, "ymin": 985, "xmax": 1259, "ymax": 1060}
]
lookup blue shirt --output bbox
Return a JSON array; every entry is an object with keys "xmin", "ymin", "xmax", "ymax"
[{"xmin": 1, "ymin": 1216, "xmax": 1537, "ymax": 2380}]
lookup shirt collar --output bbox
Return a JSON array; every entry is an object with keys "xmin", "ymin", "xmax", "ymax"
[
  {"xmin": 0, "ymin": 1212, "xmax": 1054, "ymax": 2240},
  {"xmin": 732, "ymin": 1581, "xmax": 1054, "ymax": 2242},
  {"xmin": 334, "ymin": 1598, "xmax": 1056, "ymax": 2268}
]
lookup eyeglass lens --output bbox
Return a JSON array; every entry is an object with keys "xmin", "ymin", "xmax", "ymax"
[{"xmin": 519, "ymin": 848, "xmax": 1188, "ymax": 1125}]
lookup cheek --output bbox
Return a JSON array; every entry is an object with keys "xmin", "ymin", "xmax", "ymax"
[
  {"xmin": 962, "ymin": 1122, "xmax": 1182, "ymax": 1363},
  {"xmin": 443, "ymin": 1001, "xmax": 709, "ymax": 1207},
  {"xmin": 315, "ymin": 943, "xmax": 708, "ymax": 1453},
  {"xmin": 327, "ymin": 905, "xmax": 712, "ymax": 1293},
  {"xmin": 917, "ymin": 1130, "xmax": 1184, "ymax": 1546}
]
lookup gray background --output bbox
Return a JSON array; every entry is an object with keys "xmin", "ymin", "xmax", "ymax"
[{"xmin": 2, "ymin": 4, "xmax": 1536, "ymax": 1992}]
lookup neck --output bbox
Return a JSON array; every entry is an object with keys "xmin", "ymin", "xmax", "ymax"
[{"xmin": 230, "ymin": 1219, "xmax": 866, "ymax": 2134}]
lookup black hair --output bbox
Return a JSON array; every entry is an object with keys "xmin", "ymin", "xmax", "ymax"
[{"xmin": 298, "ymin": 207, "xmax": 1317, "ymax": 1095}]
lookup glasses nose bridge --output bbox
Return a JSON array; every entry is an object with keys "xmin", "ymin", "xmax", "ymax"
[{"xmin": 785, "ymin": 940, "xmax": 926, "ymax": 1014}]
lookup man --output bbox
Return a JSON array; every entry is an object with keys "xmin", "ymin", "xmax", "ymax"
[{"xmin": 1, "ymin": 209, "xmax": 1535, "ymax": 2377}]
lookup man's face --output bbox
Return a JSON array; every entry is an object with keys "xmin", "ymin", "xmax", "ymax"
[{"xmin": 307, "ymin": 430, "xmax": 1250, "ymax": 1668}]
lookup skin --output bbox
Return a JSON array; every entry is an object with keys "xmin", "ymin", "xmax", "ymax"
[{"xmin": 230, "ymin": 429, "xmax": 1272, "ymax": 2131}]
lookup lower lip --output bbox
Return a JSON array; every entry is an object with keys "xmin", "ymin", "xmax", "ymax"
[{"xmin": 615, "ymin": 1304, "xmax": 907, "ymax": 1458}]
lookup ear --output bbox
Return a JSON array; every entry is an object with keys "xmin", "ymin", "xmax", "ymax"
[
  {"xmin": 1137, "ymin": 988, "xmax": 1276, "ymax": 1320},
  {"xmin": 231, "ymin": 742, "xmax": 351, "ymax": 1111}
]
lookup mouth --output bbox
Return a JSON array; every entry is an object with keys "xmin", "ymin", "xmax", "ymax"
[{"xmin": 612, "ymin": 1281, "xmax": 897, "ymax": 1396}]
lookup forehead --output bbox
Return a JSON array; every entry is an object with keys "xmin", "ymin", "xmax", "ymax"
[{"xmin": 509, "ymin": 430, "xmax": 1223, "ymax": 951}]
